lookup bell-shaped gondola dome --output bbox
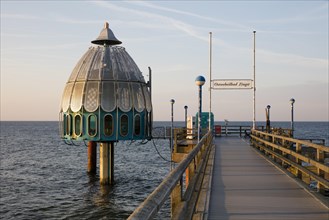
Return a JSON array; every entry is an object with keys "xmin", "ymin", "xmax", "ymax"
[{"xmin": 60, "ymin": 22, "xmax": 152, "ymax": 142}]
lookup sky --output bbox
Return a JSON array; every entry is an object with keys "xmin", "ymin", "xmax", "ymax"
[{"xmin": 1, "ymin": 0, "xmax": 328, "ymax": 122}]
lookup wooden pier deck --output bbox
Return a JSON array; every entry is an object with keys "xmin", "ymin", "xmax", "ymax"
[{"xmin": 208, "ymin": 137, "xmax": 328, "ymax": 220}]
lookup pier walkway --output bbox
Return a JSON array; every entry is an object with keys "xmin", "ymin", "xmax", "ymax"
[{"xmin": 208, "ymin": 137, "xmax": 328, "ymax": 220}]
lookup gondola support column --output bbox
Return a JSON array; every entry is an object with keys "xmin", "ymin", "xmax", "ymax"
[
  {"xmin": 100, "ymin": 142, "xmax": 114, "ymax": 185},
  {"xmin": 87, "ymin": 141, "xmax": 97, "ymax": 174}
]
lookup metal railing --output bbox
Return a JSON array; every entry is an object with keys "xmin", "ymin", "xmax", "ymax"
[
  {"xmin": 216, "ymin": 125, "xmax": 265, "ymax": 137},
  {"xmin": 128, "ymin": 130, "xmax": 213, "ymax": 220},
  {"xmin": 251, "ymin": 130, "xmax": 329, "ymax": 193}
]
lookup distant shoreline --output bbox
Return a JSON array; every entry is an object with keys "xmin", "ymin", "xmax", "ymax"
[{"xmin": 1, "ymin": 120, "xmax": 328, "ymax": 123}]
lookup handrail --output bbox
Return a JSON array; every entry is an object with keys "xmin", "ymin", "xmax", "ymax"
[
  {"xmin": 218, "ymin": 125, "xmax": 265, "ymax": 136},
  {"xmin": 253, "ymin": 130, "xmax": 329, "ymax": 152},
  {"xmin": 128, "ymin": 131, "xmax": 213, "ymax": 220},
  {"xmin": 251, "ymin": 129, "xmax": 329, "ymax": 192}
]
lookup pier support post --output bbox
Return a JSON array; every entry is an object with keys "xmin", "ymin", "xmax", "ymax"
[
  {"xmin": 100, "ymin": 142, "xmax": 114, "ymax": 185},
  {"xmin": 87, "ymin": 141, "xmax": 97, "ymax": 174}
]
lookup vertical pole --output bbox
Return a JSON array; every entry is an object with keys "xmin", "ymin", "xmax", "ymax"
[
  {"xmin": 148, "ymin": 67, "xmax": 153, "ymax": 137},
  {"xmin": 195, "ymin": 76, "xmax": 205, "ymax": 142},
  {"xmin": 266, "ymin": 105, "xmax": 271, "ymax": 133},
  {"xmin": 253, "ymin": 31, "xmax": 256, "ymax": 129},
  {"xmin": 268, "ymin": 107, "xmax": 270, "ymax": 131},
  {"xmin": 148, "ymin": 67, "xmax": 152, "ymax": 102},
  {"xmin": 100, "ymin": 142, "xmax": 114, "ymax": 185},
  {"xmin": 289, "ymin": 98, "xmax": 295, "ymax": 137},
  {"xmin": 87, "ymin": 141, "xmax": 97, "ymax": 174},
  {"xmin": 110, "ymin": 142, "xmax": 114, "ymax": 184},
  {"xmin": 198, "ymin": 85, "xmax": 202, "ymax": 142},
  {"xmin": 209, "ymin": 32, "xmax": 212, "ymax": 132},
  {"xmin": 100, "ymin": 142, "xmax": 108, "ymax": 185},
  {"xmin": 184, "ymin": 106, "xmax": 188, "ymax": 129},
  {"xmin": 291, "ymin": 104, "xmax": 294, "ymax": 137},
  {"xmin": 170, "ymin": 99, "xmax": 175, "ymax": 170}
]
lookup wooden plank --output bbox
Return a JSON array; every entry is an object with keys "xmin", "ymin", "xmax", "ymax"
[{"xmin": 208, "ymin": 137, "xmax": 329, "ymax": 220}]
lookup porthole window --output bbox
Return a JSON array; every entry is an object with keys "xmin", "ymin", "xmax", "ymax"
[
  {"xmin": 74, "ymin": 114, "xmax": 82, "ymax": 136},
  {"xmin": 134, "ymin": 114, "xmax": 141, "ymax": 136},
  {"xmin": 65, "ymin": 114, "xmax": 72, "ymax": 136},
  {"xmin": 120, "ymin": 114, "xmax": 129, "ymax": 136},
  {"xmin": 104, "ymin": 114, "xmax": 113, "ymax": 136},
  {"xmin": 88, "ymin": 115, "xmax": 97, "ymax": 137}
]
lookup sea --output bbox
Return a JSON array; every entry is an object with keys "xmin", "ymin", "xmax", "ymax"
[{"xmin": 0, "ymin": 121, "xmax": 328, "ymax": 219}]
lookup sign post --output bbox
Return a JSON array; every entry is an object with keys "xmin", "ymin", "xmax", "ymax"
[
  {"xmin": 209, "ymin": 32, "xmax": 212, "ymax": 132},
  {"xmin": 208, "ymin": 31, "xmax": 256, "ymax": 130},
  {"xmin": 253, "ymin": 31, "xmax": 256, "ymax": 129}
]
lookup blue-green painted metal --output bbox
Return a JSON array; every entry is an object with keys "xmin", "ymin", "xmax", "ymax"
[{"xmin": 195, "ymin": 112, "xmax": 214, "ymax": 131}]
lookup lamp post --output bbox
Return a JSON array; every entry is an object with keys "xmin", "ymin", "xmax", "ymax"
[
  {"xmin": 170, "ymin": 99, "xmax": 175, "ymax": 170},
  {"xmin": 195, "ymin": 75, "xmax": 206, "ymax": 142},
  {"xmin": 209, "ymin": 32, "xmax": 212, "ymax": 132},
  {"xmin": 184, "ymin": 106, "xmax": 188, "ymax": 128},
  {"xmin": 290, "ymin": 98, "xmax": 295, "ymax": 137},
  {"xmin": 253, "ymin": 30, "xmax": 256, "ymax": 129},
  {"xmin": 170, "ymin": 99, "xmax": 175, "ymax": 150},
  {"xmin": 266, "ymin": 105, "xmax": 271, "ymax": 133}
]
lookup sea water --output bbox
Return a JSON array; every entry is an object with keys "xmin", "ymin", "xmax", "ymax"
[{"xmin": 0, "ymin": 121, "xmax": 328, "ymax": 219}]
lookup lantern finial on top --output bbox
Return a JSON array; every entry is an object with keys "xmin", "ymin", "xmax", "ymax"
[{"xmin": 91, "ymin": 21, "xmax": 122, "ymax": 46}]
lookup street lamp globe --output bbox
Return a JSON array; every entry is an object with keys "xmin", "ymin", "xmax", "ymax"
[{"xmin": 195, "ymin": 75, "xmax": 206, "ymax": 86}]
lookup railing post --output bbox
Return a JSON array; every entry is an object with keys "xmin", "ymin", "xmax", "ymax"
[
  {"xmin": 295, "ymin": 143, "xmax": 302, "ymax": 179},
  {"xmin": 171, "ymin": 181, "xmax": 182, "ymax": 217},
  {"xmin": 316, "ymin": 149, "xmax": 325, "ymax": 192},
  {"xmin": 316, "ymin": 149, "xmax": 324, "ymax": 162}
]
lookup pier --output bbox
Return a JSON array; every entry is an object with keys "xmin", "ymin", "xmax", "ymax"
[
  {"xmin": 208, "ymin": 137, "xmax": 328, "ymax": 219},
  {"xmin": 129, "ymin": 128, "xmax": 329, "ymax": 219}
]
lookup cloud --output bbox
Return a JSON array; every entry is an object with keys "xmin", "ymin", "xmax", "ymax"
[
  {"xmin": 91, "ymin": 1, "xmax": 250, "ymax": 50},
  {"xmin": 53, "ymin": 15, "xmax": 103, "ymax": 24},
  {"xmin": 92, "ymin": 1, "xmax": 209, "ymax": 42},
  {"xmin": 0, "ymin": 13, "xmax": 40, "ymax": 20},
  {"xmin": 258, "ymin": 48, "xmax": 328, "ymax": 68},
  {"xmin": 92, "ymin": 1, "xmax": 327, "ymax": 65},
  {"xmin": 2, "ymin": 42, "xmax": 86, "ymax": 52},
  {"xmin": 92, "ymin": 1, "xmax": 328, "ymax": 79},
  {"xmin": 128, "ymin": 1, "xmax": 250, "ymax": 30},
  {"xmin": 249, "ymin": 2, "xmax": 328, "ymax": 24}
]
